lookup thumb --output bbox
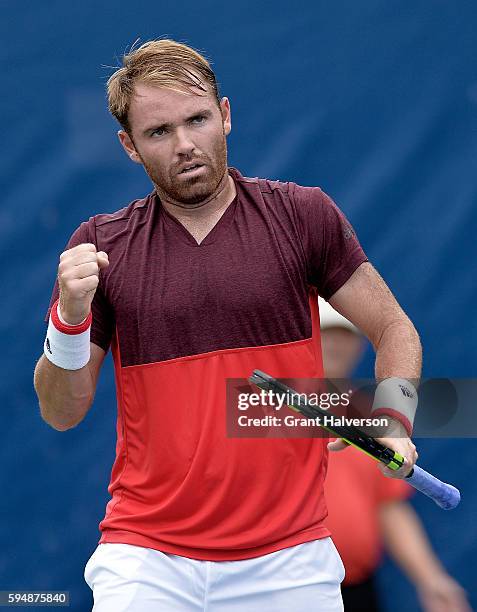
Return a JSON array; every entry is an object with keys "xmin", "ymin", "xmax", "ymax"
[
  {"xmin": 327, "ymin": 438, "xmax": 350, "ymax": 452},
  {"xmin": 97, "ymin": 251, "xmax": 109, "ymax": 268}
]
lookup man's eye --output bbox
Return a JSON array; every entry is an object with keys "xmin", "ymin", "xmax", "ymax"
[
  {"xmin": 191, "ymin": 115, "xmax": 206, "ymax": 124},
  {"xmin": 151, "ymin": 128, "xmax": 167, "ymax": 137}
]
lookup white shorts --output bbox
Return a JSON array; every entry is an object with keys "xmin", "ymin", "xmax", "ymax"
[{"xmin": 84, "ymin": 538, "xmax": 345, "ymax": 611}]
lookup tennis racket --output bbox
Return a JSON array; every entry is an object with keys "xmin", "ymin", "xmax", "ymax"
[{"xmin": 249, "ymin": 370, "xmax": 461, "ymax": 510}]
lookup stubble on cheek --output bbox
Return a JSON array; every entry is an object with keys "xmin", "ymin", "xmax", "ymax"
[{"xmin": 140, "ymin": 131, "xmax": 228, "ymax": 205}]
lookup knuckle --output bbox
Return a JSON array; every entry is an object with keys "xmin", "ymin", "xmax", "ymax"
[
  {"xmin": 63, "ymin": 278, "xmax": 76, "ymax": 291},
  {"xmin": 86, "ymin": 262, "xmax": 100, "ymax": 276},
  {"xmin": 78, "ymin": 254, "xmax": 97, "ymax": 267},
  {"xmin": 58, "ymin": 268, "xmax": 70, "ymax": 283},
  {"xmin": 86, "ymin": 272, "xmax": 99, "ymax": 284},
  {"xmin": 62, "ymin": 243, "xmax": 97, "ymax": 258}
]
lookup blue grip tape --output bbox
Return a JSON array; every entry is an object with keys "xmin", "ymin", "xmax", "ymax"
[{"xmin": 406, "ymin": 465, "xmax": 461, "ymax": 509}]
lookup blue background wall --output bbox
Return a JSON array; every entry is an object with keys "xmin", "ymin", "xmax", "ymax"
[{"xmin": 2, "ymin": 1, "xmax": 476, "ymax": 610}]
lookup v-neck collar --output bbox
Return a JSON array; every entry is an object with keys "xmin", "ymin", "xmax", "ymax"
[{"xmin": 157, "ymin": 171, "xmax": 239, "ymax": 247}]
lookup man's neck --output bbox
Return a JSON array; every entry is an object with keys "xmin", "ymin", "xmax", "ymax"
[{"xmin": 159, "ymin": 172, "xmax": 236, "ymax": 222}]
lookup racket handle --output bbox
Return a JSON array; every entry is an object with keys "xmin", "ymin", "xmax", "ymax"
[{"xmin": 406, "ymin": 465, "xmax": 461, "ymax": 509}]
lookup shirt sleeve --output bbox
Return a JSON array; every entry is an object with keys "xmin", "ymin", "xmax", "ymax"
[
  {"xmin": 291, "ymin": 184, "xmax": 368, "ymax": 299},
  {"xmin": 43, "ymin": 219, "xmax": 114, "ymax": 353}
]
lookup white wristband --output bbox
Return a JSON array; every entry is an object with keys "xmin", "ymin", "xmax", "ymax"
[
  {"xmin": 44, "ymin": 300, "xmax": 92, "ymax": 370},
  {"xmin": 371, "ymin": 377, "xmax": 418, "ymax": 436}
]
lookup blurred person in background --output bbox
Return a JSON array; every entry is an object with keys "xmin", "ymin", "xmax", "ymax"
[{"xmin": 320, "ymin": 297, "xmax": 470, "ymax": 612}]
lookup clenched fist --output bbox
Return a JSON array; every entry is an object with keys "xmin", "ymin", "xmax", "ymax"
[{"xmin": 57, "ymin": 243, "xmax": 109, "ymax": 325}]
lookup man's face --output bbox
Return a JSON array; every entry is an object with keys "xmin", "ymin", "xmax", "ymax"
[{"xmin": 118, "ymin": 82, "xmax": 231, "ymax": 206}]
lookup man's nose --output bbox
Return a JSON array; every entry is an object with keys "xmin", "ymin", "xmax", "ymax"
[{"xmin": 174, "ymin": 127, "xmax": 195, "ymax": 155}]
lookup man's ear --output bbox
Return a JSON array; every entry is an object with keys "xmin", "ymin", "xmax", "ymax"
[
  {"xmin": 220, "ymin": 97, "xmax": 231, "ymax": 136},
  {"xmin": 118, "ymin": 130, "xmax": 142, "ymax": 164}
]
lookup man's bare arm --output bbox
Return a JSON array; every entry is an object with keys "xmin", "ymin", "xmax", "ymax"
[
  {"xmin": 327, "ymin": 262, "xmax": 421, "ymax": 477},
  {"xmin": 379, "ymin": 501, "xmax": 471, "ymax": 611},
  {"xmin": 329, "ymin": 262, "xmax": 422, "ymax": 380},
  {"xmin": 35, "ymin": 242, "xmax": 110, "ymax": 431},
  {"xmin": 34, "ymin": 343, "xmax": 106, "ymax": 431}
]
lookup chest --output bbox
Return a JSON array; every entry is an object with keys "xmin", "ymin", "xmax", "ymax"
[
  {"xmin": 102, "ymin": 199, "xmax": 312, "ymax": 365},
  {"xmin": 112, "ymin": 237, "xmax": 296, "ymax": 323},
  {"xmin": 171, "ymin": 209, "xmax": 228, "ymax": 245}
]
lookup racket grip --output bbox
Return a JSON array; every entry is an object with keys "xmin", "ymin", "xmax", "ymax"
[{"xmin": 406, "ymin": 465, "xmax": 461, "ymax": 509}]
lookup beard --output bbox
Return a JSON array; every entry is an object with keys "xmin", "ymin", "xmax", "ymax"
[{"xmin": 139, "ymin": 131, "xmax": 228, "ymax": 206}]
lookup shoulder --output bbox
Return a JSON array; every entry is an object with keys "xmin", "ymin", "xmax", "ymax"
[
  {"xmin": 290, "ymin": 182, "xmax": 326, "ymax": 203},
  {"xmin": 65, "ymin": 192, "xmax": 155, "ymax": 251},
  {"xmin": 231, "ymin": 167, "xmax": 326, "ymax": 204},
  {"xmin": 90, "ymin": 192, "xmax": 154, "ymax": 230},
  {"xmin": 230, "ymin": 167, "xmax": 330, "ymax": 218},
  {"xmin": 72, "ymin": 192, "xmax": 155, "ymax": 247},
  {"xmin": 230, "ymin": 166, "xmax": 292, "ymax": 196}
]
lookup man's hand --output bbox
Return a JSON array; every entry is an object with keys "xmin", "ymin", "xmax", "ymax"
[
  {"xmin": 327, "ymin": 438, "xmax": 350, "ymax": 452},
  {"xmin": 57, "ymin": 243, "xmax": 109, "ymax": 324},
  {"xmin": 417, "ymin": 571, "xmax": 472, "ymax": 612},
  {"xmin": 376, "ymin": 418, "xmax": 418, "ymax": 478},
  {"xmin": 327, "ymin": 418, "xmax": 418, "ymax": 479}
]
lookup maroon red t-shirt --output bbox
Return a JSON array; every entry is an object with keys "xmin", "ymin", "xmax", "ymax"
[{"xmin": 46, "ymin": 167, "xmax": 367, "ymax": 560}]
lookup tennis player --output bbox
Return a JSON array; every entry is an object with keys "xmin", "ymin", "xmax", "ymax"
[{"xmin": 34, "ymin": 39, "xmax": 422, "ymax": 611}]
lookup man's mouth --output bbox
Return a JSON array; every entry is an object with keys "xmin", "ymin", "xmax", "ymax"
[{"xmin": 179, "ymin": 163, "xmax": 204, "ymax": 174}]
